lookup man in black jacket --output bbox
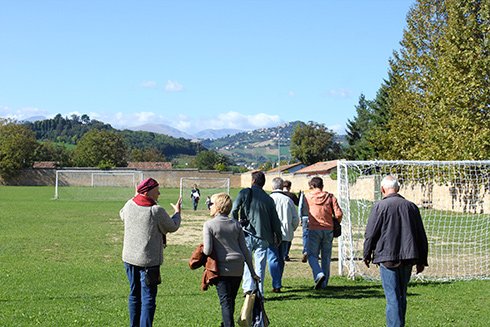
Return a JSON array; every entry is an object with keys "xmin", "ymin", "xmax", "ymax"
[{"xmin": 363, "ymin": 175, "xmax": 428, "ymax": 327}]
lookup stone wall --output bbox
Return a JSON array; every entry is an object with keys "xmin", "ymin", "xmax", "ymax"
[{"xmin": 0, "ymin": 168, "xmax": 242, "ymax": 189}]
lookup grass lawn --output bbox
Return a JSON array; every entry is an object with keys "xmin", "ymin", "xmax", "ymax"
[{"xmin": 1, "ymin": 186, "xmax": 489, "ymax": 326}]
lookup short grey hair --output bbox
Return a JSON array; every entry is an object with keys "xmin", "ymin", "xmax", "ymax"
[
  {"xmin": 271, "ymin": 177, "xmax": 284, "ymax": 190},
  {"xmin": 381, "ymin": 175, "xmax": 400, "ymax": 192}
]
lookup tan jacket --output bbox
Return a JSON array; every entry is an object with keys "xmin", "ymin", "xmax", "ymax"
[{"xmin": 304, "ymin": 190, "xmax": 343, "ymax": 231}]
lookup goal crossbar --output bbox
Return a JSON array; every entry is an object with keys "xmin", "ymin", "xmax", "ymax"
[{"xmin": 54, "ymin": 170, "xmax": 143, "ymax": 200}]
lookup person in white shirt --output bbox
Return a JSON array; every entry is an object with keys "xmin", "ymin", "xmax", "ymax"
[{"xmin": 267, "ymin": 177, "xmax": 299, "ymax": 293}]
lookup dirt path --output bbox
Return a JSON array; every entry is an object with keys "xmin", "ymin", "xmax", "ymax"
[{"xmin": 170, "ymin": 209, "xmax": 341, "ymax": 279}]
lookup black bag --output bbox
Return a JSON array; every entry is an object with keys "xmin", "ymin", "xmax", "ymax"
[
  {"xmin": 328, "ymin": 193, "xmax": 341, "ymax": 238},
  {"xmin": 333, "ymin": 217, "xmax": 341, "ymax": 238},
  {"xmin": 251, "ymin": 280, "xmax": 270, "ymax": 327},
  {"xmin": 145, "ymin": 266, "xmax": 161, "ymax": 286}
]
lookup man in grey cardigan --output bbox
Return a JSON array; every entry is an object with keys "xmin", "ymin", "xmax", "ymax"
[
  {"xmin": 231, "ymin": 171, "xmax": 282, "ymax": 296},
  {"xmin": 120, "ymin": 178, "xmax": 182, "ymax": 327}
]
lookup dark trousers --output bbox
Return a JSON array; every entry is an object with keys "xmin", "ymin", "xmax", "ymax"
[{"xmin": 215, "ymin": 276, "xmax": 242, "ymax": 327}]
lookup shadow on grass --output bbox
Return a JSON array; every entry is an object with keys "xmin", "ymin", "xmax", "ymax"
[
  {"xmin": 265, "ymin": 280, "xmax": 452, "ymax": 302},
  {"xmin": 265, "ymin": 284, "xmax": 385, "ymax": 301}
]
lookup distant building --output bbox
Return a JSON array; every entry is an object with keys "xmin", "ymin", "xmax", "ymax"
[
  {"xmin": 266, "ymin": 162, "xmax": 307, "ymax": 174},
  {"xmin": 294, "ymin": 160, "xmax": 342, "ymax": 176}
]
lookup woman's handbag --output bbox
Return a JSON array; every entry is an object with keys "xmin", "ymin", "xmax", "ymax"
[
  {"xmin": 237, "ymin": 291, "xmax": 256, "ymax": 327},
  {"xmin": 238, "ymin": 280, "xmax": 269, "ymax": 327}
]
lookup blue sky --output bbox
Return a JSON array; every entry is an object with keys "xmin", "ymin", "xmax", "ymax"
[{"xmin": 0, "ymin": 0, "xmax": 414, "ymax": 135}]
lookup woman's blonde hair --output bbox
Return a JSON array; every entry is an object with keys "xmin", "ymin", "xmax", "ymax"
[{"xmin": 211, "ymin": 193, "xmax": 233, "ymax": 215}]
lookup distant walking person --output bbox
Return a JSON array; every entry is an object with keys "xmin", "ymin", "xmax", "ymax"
[
  {"xmin": 268, "ymin": 177, "xmax": 299, "ymax": 292},
  {"xmin": 231, "ymin": 171, "xmax": 282, "ymax": 296},
  {"xmin": 363, "ymin": 175, "xmax": 428, "ymax": 327},
  {"xmin": 120, "ymin": 178, "xmax": 182, "ymax": 327},
  {"xmin": 190, "ymin": 184, "xmax": 200, "ymax": 211},
  {"xmin": 301, "ymin": 176, "xmax": 343, "ymax": 289}
]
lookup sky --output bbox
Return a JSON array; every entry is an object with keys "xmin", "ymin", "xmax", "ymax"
[{"xmin": 0, "ymin": 0, "xmax": 415, "ymax": 136}]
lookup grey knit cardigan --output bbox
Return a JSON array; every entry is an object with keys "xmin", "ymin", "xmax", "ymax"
[{"xmin": 120, "ymin": 199, "xmax": 181, "ymax": 267}]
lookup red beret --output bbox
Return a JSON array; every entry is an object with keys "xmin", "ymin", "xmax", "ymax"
[{"xmin": 137, "ymin": 178, "xmax": 159, "ymax": 194}]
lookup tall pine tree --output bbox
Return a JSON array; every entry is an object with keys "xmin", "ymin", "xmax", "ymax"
[{"xmin": 378, "ymin": 0, "xmax": 490, "ymax": 160}]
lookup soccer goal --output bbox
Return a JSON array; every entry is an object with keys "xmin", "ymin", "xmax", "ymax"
[
  {"xmin": 180, "ymin": 177, "xmax": 230, "ymax": 210},
  {"xmin": 337, "ymin": 160, "xmax": 490, "ymax": 281},
  {"xmin": 54, "ymin": 170, "xmax": 143, "ymax": 201}
]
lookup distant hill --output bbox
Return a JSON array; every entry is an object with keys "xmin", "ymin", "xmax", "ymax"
[
  {"xmin": 23, "ymin": 114, "xmax": 200, "ymax": 157},
  {"xmin": 200, "ymin": 121, "xmax": 346, "ymax": 167},
  {"xmin": 128, "ymin": 124, "xmax": 192, "ymax": 139},
  {"xmin": 23, "ymin": 116, "xmax": 47, "ymax": 123},
  {"xmin": 194, "ymin": 128, "xmax": 243, "ymax": 140},
  {"xmin": 200, "ymin": 121, "xmax": 297, "ymax": 167},
  {"xmin": 129, "ymin": 124, "xmax": 243, "ymax": 140}
]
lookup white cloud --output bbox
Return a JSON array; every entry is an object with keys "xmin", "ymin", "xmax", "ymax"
[
  {"xmin": 103, "ymin": 111, "xmax": 172, "ymax": 128},
  {"xmin": 328, "ymin": 87, "xmax": 354, "ymax": 99},
  {"xmin": 105, "ymin": 110, "xmax": 284, "ymax": 135},
  {"xmin": 328, "ymin": 124, "xmax": 345, "ymax": 134},
  {"xmin": 200, "ymin": 111, "xmax": 283, "ymax": 131},
  {"xmin": 164, "ymin": 80, "xmax": 184, "ymax": 92},
  {"xmin": 0, "ymin": 105, "xmax": 51, "ymax": 121},
  {"xmin": 140, "ymin": 81, "xmax": 157, "ymax": 88}
]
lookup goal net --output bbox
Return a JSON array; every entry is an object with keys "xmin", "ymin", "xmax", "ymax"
[
  {"xmin": 180, "ymin": 177, "xmax": 230, "ymax": 210},
  {"xmin": 55, "ymin": 170, "xmax": 143, "ymax": 201},
  {"xmin": 337, "ymin": 160, "xmax": 490, "ymax": 281}
]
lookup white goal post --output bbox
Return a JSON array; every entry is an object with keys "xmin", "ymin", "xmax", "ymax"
[
  {"xmin": 54, "ymin": 170, "xmax": 143, "ymax": 200},
  {"xmin": 337, "ymin": 160, "xmax": 490, "ymax": 281},
  {"xmin": 180, "ymin": 177, "xmax": 230, "ymax": 210}
]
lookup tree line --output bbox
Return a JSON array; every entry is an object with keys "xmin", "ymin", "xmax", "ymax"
[
  {"xmin": 0, "ymin": 115, "xmax": 202, "ymax": 179},
  {"xmin": 346, "ymin": 0, "xmax": 490, "ymax": 161}
]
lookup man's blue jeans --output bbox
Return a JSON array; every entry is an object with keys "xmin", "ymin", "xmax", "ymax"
[
  {"xmin": 243, "ymin": 234, "xmax": 269, "ymax": 295},
  {"xmin": 125, "ymin": 262, "xmax": 158, "ymax": 327},
  {"xmin": 306, "ymin": 229, "xmax": 333, "ymax": 287},
  {"xmin": 301, "ymin": 217, "xmax": 309, "ymax": 255},
  {"xmin": 379, "ymin": 264, "xmax": 412, "ymax": 327},
  {"xmin": 267, "ymin": 241, "xmax": 289, "ymax": 289}
]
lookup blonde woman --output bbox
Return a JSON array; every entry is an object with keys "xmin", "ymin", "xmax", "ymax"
[{"xmin": 203, "ymin": 193, "xmax": 259, "ymax": 327}]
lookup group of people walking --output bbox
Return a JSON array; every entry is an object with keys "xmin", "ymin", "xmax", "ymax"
[{"xmin": 120, "ymin": 172, "xmax": 428, "ymax": 327}]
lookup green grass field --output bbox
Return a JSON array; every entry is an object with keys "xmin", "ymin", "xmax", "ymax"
[{"xmin": 1, "ymin": 186, "xmax": 489, "ymax": 326}]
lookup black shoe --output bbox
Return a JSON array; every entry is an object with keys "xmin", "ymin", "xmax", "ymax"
[
  {"xmin": 284, "ymin": 256, "xmax": 290, "ymax": 262},
  {"xmin": 314, "ymin": 275, "xmax": 326, "ymax": 290},
  {"xmin": 272, "ymin": 288, "xmax": 281, "ymax": 293}
]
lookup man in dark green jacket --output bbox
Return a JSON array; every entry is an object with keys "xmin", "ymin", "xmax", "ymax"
[{"xmin": 231, "ymin": 171, "xmax": 282, "ymax": 296}]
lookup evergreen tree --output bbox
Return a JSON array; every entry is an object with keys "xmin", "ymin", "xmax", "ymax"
[{"xmin": 346, "ymin": 94, "xmax": 376, "ymax": 160}]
